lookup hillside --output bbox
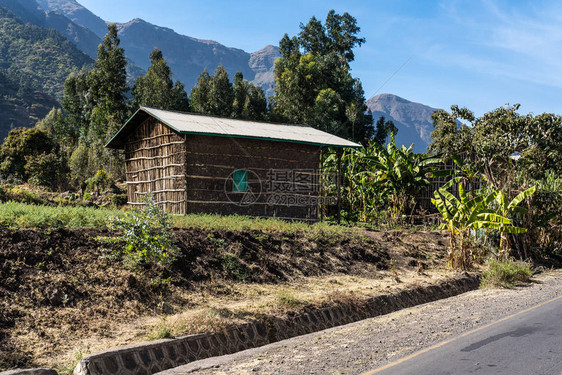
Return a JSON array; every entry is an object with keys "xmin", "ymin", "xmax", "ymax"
[
  {"xmin": 0, "ymin": 6, "xmax": 92, "ymax": 137},
  {"xmin": 366, "ymin": 93, "xmax": 437, "ymax": 153},
  {"xmin": 0, "ymin": 69, "xmax": 59, "ymax": 139},
  {"xmin": 35, "ymin": 0, "xmax": 107, "ymax": 39},
  {"xmin": 0, "ymin": 0, "xmax": 100, "ymax": 58},
  {"xmin": 115, "ymin": 18, "xmax": 280, "ymax": 92},
  {"xmin": 0, "ymin": 6, "xmax": 93, "ymax": 98}
]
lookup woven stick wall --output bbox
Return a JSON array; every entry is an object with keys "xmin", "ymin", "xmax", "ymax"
[
  {"xmin": 185, "ymin": 135, "xmax": 321, "ymax": 220},
  {"xmin": 124, "ymin": 118, "xmax": 187, "ymax": 214}
]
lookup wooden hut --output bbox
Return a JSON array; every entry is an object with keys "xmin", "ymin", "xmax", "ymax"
[{"xmin": 106, "ymin": 107, "xmax": 360, "ymax": 220}]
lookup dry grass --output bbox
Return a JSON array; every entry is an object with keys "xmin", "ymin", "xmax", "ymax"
[
  {"xmin": 0, "ymin": 227, "xmax": 453, "ymax": 373},
  {"xmin": 56, "ymin": 268, "xmax": 452, "ymax": 373}
]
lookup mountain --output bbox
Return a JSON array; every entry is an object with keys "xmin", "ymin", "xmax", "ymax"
[
  {"xmin": 366, "ymin": 94, "xmax": 437, "ymax": 153},
  {"xmin": 249, "ymin": 45, "xmax": 279, "ymax": 97},
  {"xmin": 115, "ymin": 18, "xmax": 280, "ymax": 93},
  {"xmin": 0, "ymin": 68, "xmax": 59, "ymax": 139},
  {"xmin": 35, "ymin": 0, "xmax": 107, "ymax": 39},
  {"xmin": 0, "ymin": 6, "xmax": 93, "ymax": 137},
  {"xmin": 0, "ymin": 6, "xmax": 93, "ymax": 98},
  {"xmin": 0, "ymin": 0, "xmax": 100, "ymax": 57},
  {"xmin": 34, "ymin": 1, "xmax": 280, "ymax": 93}
]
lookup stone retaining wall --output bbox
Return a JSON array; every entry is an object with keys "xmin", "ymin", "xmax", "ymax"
[
  {"xmin": 73, "ymin": 274, "xmax": 479, "ymax": 375},
  {"xmin": 0, "ymin": 369, "xmax": 57, "ymax": 375}
]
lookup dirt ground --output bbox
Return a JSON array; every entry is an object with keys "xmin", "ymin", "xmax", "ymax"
[
  {"xmin": 0, "ymin": 226, "xmax": 452, "ymax": 372},
  {"xmin": 160, "ymin": 269, "xmax": 562, "ymax": 375}
]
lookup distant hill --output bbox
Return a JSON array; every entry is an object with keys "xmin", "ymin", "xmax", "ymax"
[
  {"xmin": 0, "ymin": 0, "xmax": 100, "ymax": 58},
  {"xmin": 35, "ymin": 0, "xmax": 107, "ymax": 39},
  {"xmin": 0, "ymin": 68, "xmax": 59, "ymax": 139},
  {"xmin": 366, "ymin": 94, "xmax": 437, "ymax": 153},
  {"xmin": 0, "ymin": 6, "xmax": 92, "ymax": 98},
  {"xmin": 0, "ymin": 6, "xmax": 92, "ymax": 137},
  {"xmin": 115, "ymin": 18, "xmax": 280, "ymax": 93}
]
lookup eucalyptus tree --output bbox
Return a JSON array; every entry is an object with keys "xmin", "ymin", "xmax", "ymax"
[
  {"xmin": 133, "ymin": 48, "xmax": 190, "ymax": 111},
  {"xmin": 272, "ymin": 10, "xmax": 373, "ymax": 143}
]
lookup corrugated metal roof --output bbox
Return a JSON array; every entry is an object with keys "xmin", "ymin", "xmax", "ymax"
[{"xmin": 106, "ymin": 107, "xmax": 362, "ymax": 149}]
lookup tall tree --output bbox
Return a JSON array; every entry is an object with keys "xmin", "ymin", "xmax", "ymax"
[
  {"xmin": 272, "ymin": 10, "xmax": 373, "ymax": 143},
  {"xmin": 232, "ymin": 72, "xmax": 267, "ymax": 121},
  {"xmin": 132, "ymin": 48, "xmax": 190, "ymax": 111},
  {"xmin": 62, "ymin": 68, "xmax": 89, "ymax": 141},
  {"xmin": 86, "ymin": 23, "xmax": 129, "ymax": 141},
  {"xmin": 373, "ymin": 116, "xmax": 398, "ymax": 146},
  {"xmin": 209, "ymin": 65, "xmax": 234, "ymax": 117},
  {"xmin": 190, "ymin": 69, "xmax": 213, "ymax": 115}
]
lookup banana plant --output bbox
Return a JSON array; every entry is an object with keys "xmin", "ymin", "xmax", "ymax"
[
  {"xmin": 432, "ymin": 182, "xmax": 521, "ymax": 269},
  {"xmin": 366, "ymin": 134, "xmax": 441, "ymax": 221},
  {"xmin": 492, "ymin": 185, "xmax": 537, "ymax": 257}
]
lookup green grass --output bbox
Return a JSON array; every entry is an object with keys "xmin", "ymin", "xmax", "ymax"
[
  {"xmin": 174, "ymin": 213, "xmax": 360, "ymax": 237},
  {"xmin": 480, "ymin": 258, "xmax": 533, "ymax": 288},
  {"xmin": 0, "ymin": 201, "xmax": 124, "ymax": 228},
  {"xmin": 0, "ymin": 202, "xmax": 360, "ymax": 237}
]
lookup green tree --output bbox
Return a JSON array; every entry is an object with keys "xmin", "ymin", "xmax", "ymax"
[
  {"xmin": 209, "ymin": 65, "xmax": 234, "ymax": 117},
  {"xmin": 190, "ymin": 69, "xmax": 213, "ymax": 115},
  {"xmin": 86, "ymin": 23, "xmax": 129, "ymax": 131},
  {"xmin": 429, "ymin": 105, "xmax": 475, "ymax": 160},
  {"xmin": 0, "ymin": 127, "xmax": 56, "ymax": 180},
  {"xmin": 373, "ymin": 116, "xmax": 398, "ymax": 146},
  {"xmin": 69, "ymin": 144, "xmax": 90, "ymax": 188},
  {"xmin": 272, "ymin": 10, "xmax": 373, "ymax": 143},
  {"xmin": 232, "ymin": 72, "xmax": 267, "ymax": 120},
  {"xmin": 132, "ymin": 48, "xmax": 190, "ymax": 111},
  {"xmin": 25, "ymin": 152, "xmax": 68, "ymax": 190},
  {"xmin": 59, "ymin": 24, "xmax": 130, "ymax": 185},
  {"xmin": 61, "ymin": 68, "xmax": 89, "ymax": 140}
]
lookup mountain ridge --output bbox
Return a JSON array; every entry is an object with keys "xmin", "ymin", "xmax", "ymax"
[
  {"xmin": 366, "ymin": 93, "xmax": 437, "ymax": 153},
  {"xmin": 34, "ymin": 0, "xmax": 280, "ymax": 93}
]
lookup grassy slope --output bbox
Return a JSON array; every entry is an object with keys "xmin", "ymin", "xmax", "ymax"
[{"xmin": 0, "ymin": 201, "xmax": 359, "ymax": 236}]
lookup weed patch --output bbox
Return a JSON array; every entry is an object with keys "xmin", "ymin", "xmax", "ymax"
[{"xmin": 480, "ymin": 258, "xmax": 532, "ymax": 288}]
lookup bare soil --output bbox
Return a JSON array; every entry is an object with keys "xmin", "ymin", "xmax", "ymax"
[{"xmin": 0, "ymin": 227, "xmax": 451, "ymax": 372}]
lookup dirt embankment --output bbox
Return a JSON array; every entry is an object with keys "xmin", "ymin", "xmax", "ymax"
[{"xmin": 0, "ymin": 227, "xmax": 448, "ymax": 371}]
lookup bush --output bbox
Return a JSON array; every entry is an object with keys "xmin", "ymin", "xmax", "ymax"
[
  {"xmin": 111, "ymin": 193, "xmax": 128, "ymax": 207},
  {"xmin": 86, "ymin": 170, "xmax": 110, "ymax": 193},
  {"xmin": 25, "ymin": 152, "xmax": 67, "ymax": 190},
  {"xmin": 480, "ymin": 258, "xmax": 532, "ymax": 288},
  {"xmin": 0, "ymin": 127, "xmax": 55, "ymax": 180},
  {"xmin": 99, "ymin": 195, "xmax": 178, "ymax": 269}
]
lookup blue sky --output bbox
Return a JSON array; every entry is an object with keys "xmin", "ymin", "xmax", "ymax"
[{"xmin": 78, "ymin": 0, "xmax": 562, "ymax": 117}]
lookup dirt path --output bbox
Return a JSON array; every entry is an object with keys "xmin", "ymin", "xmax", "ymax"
[{"xmin": 159, "ymin": 269, "xmax": 562, "ymax": 375}]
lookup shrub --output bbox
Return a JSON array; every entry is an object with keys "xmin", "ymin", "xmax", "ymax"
[
  {"xmin": 86, "ymin": 170, "xmax": 110, "ymax": 193},
  {"xmin": 480, "ymin": 258, "xmax": 532, "ymax": 288},
  {"xmin": 69, "ymin": 145, "xmax": 89, "ymax": 188},
  {"xmin": 111, "ymin": 193, "xmax": 128, "ymax": 207},
  {"xmin": 99, "ymin": 195, "xmax": 178, "ymax": 269},
  {"xmin": 0, "ymin": 127, "xmax": 55, "ymax": 180},
  {"xmin": 276, "ymin": 290, "xmax": 303, "ymax": 308},
  {"xmin": 25, "ymin": 152, "xmax": 67, "ymax": 190}
]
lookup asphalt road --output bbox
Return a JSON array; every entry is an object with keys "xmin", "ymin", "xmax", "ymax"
[{"xmin": 364, "ymin": 295, "xmax": 562, "ymax": 375}]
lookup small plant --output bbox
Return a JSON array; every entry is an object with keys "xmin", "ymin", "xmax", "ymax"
[
  {"xmin": 480, "ymin": 258, "xmax": 532, "ymax": 288},
  {"xmin": 98, "ymin": 194, "xmax": 178, "ymax": 269},
  {"xmin": 221, "ymin": 253, "xmax": 250, "ymax": 281},
  {"xmin": 276, "ymin": 290, "xmax": 302, "ymax": 308},
  {"xmin": 146, "ymin": 316, "xmax": 173, "ymax": 340}
]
